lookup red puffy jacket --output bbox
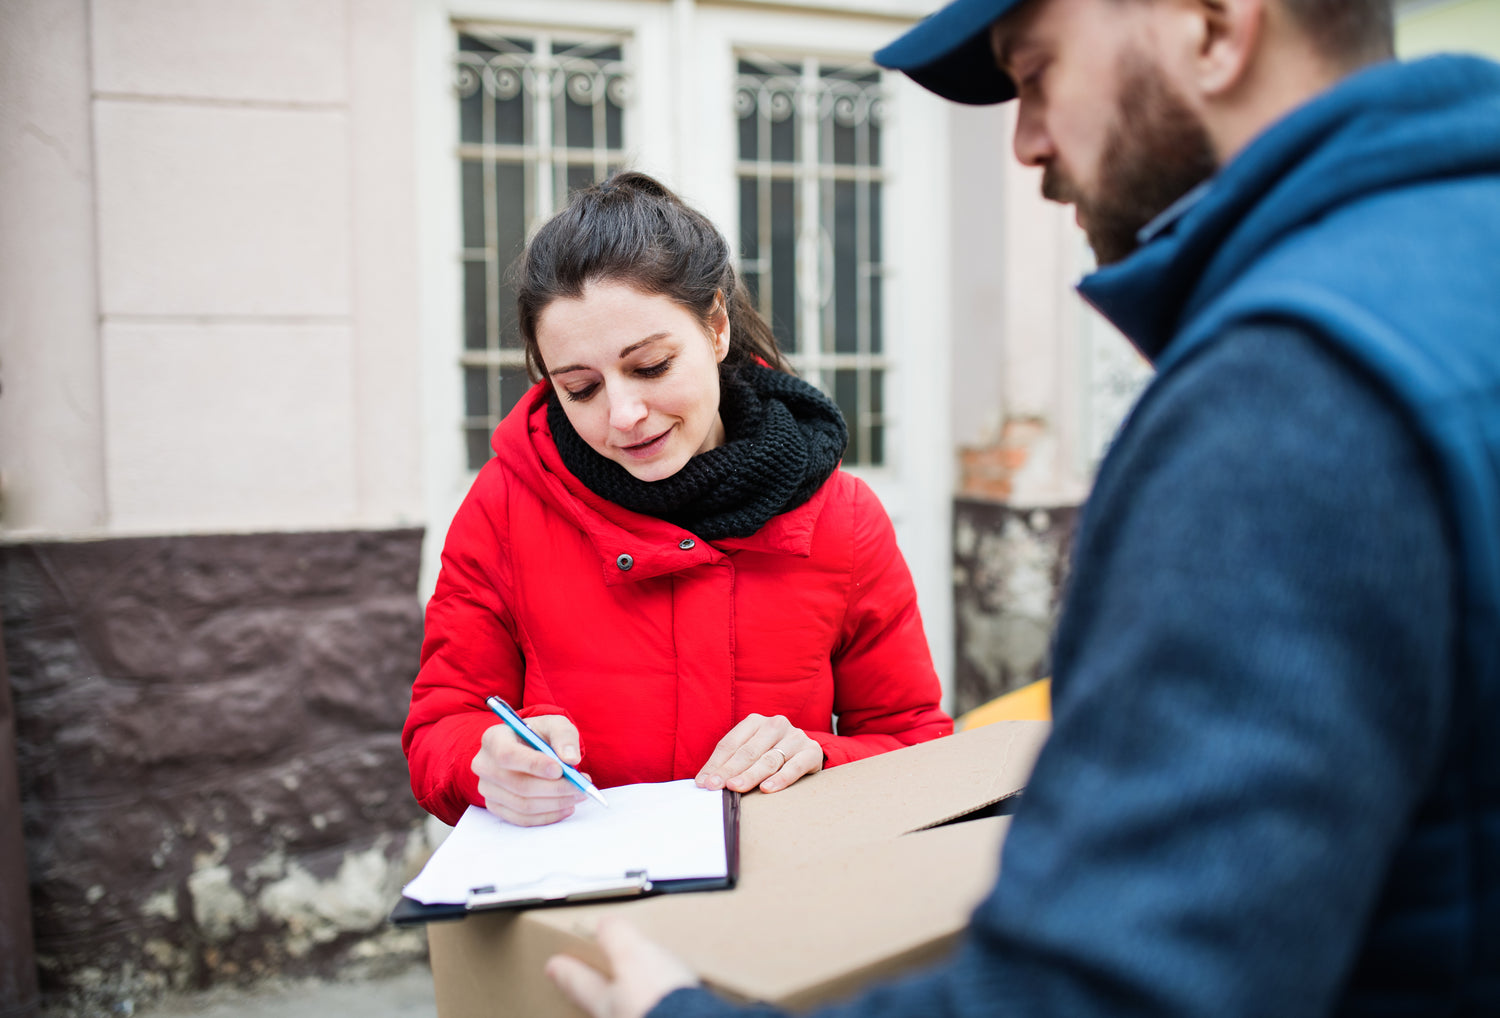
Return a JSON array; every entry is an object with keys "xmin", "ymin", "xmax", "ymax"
[{"xmin": 403, "ymin": 382, "xmax": 952, "ymax": 825}]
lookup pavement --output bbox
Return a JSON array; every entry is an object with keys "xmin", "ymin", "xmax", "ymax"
[{"xmin": 139, "ymin": 964, "xmax": 438, "ymax": 1018}]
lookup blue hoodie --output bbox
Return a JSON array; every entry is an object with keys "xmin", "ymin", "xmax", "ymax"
[
  {"xmin": 1082, "ymin": 55, "xmax": 1500, "ymax": 699},
  {"xmin": 652, "ymin": 54, "xmax": 1500, "ymax": 1018}
]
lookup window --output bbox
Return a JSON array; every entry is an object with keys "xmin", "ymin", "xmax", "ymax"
[
  {"xmin": 735, "ymin": 54, "xmax": 888, "ymax": 466},
  {"xmin": 454, "ymin": 28, "xmax": 630, "ymax": 470}
]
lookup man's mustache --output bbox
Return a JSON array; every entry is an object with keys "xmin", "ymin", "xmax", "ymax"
[{"xmin": 1041, "ymin": 165, "xmax": 1078, "ymax": 205}]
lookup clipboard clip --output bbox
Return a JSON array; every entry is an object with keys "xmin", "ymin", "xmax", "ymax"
[{"xmin": 466, "ymin": 869, "xmax": 654, "ymax": 910}]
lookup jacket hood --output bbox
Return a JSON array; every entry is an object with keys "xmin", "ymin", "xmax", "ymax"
[
  {"xmin": 1079, "ymin": 55, "xmax": 1500, "ymax": 364},
  {"xmin": 490, "ymin": 382, "xmax": 829, "ymax": 585}
]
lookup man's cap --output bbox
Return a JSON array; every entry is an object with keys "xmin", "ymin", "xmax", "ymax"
[{"xmin": 873, "ymin": 0, "xmax": 1029, "ymax": 105}]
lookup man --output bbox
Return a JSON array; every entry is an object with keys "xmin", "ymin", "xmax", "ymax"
[{"xmin": 546, "ymin": 0, "xmax": 1500, "ymax": 1014}]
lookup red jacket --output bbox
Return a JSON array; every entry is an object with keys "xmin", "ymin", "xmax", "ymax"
[{"xmin": 403, "ymin": 382, "xmax": 952, "ymax": 825}]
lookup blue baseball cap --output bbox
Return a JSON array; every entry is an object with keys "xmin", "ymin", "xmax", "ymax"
[{"xmin": 874, "ymin": 0, "xmax": 1031, "ymax": 105}]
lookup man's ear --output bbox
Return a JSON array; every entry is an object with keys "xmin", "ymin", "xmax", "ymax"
[{"xmin": 1192, "ymin": 0, "xmax": 1264, "ymax": 98}]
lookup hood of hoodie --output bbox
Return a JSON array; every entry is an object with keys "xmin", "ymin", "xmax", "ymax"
[{"xmin": 1078, "ymin": 54, "xmax": 1500, "ymax": 364}]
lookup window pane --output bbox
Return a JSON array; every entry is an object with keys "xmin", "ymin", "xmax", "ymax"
[
  {"xmin": 770, "ymin": 100, "xmax": 796, "ymax": 163},
  {"xmin": 737, "ymin": 85, "xmax": 758, "ymax": 161},
  {"xmin": 605, "ymin": 94, "xmax": 623, "ymax": 150},
  {"xmin": 501, "ymin": 366, "xmax": 533, "ymax": 412},
  {"xmin": 739, "ymin": 177, "xmax": 759, "ymax": 262},
  {"xmin": 464, "ymin": 260, "xmax": 488, "ymax": 351},
  {"xmin": 461, "ymin": 160, "xmax": 485, "ymax": 249},
  {"xmin": 829, "ymin": 110, "xmax": 856, "ymax": 166},
  {"xmin": 771, "ymin": 178, "xmax": 797, "ymax": 352},
  {"xmin": 564, "ymin": 78, "xmax": 596, "ymax": 149},
  {"xmin": 464, "ymin": 365, "xmax": 489, "ymax": 418},
  {"xmin": 834, "ymin": 369, "xmax": 859, "ymax": 462},
  {"xmin": 495, "ymin": 162, "xmax": 526, "ymax": 263},
  {"xmin": 494, "ymin": 81, "xmax": 525, "ymax": 146},
  {"xmin": 567, "ymin": 163, "xmax": 595, "ymax": 195},
  {"xmin": 466, "ymin": 427, "xmax": 492, "ymax": 471},
  {"xmin": 743, "ymin": 270, "xmax": 761, "ymax": 309},
  {"xmin": 497, "ymin": 276, "xmax": 520, "ymax": 352},
  {"xmin": 833, "ymin": 180, "xmax": 858, "ymax": 354},
  {"xmin": 458, "ymin": 32, "xmax": 498, "ymax": 55},
  {"xmin": 459, "ymin": 84, "xmax": 484, "ymax": 144}
]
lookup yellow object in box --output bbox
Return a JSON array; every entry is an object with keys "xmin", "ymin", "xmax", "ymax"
[{"xmin": 956, "ymin": 678, "xmax": 1052, "ymax": 730}]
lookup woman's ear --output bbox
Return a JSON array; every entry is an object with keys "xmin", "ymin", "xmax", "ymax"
[{"xmin": 710, "ymin": 291, "xmax": 731, "ymax": 363}]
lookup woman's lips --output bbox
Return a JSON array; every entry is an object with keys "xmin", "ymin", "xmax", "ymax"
[{"xmin": 619, "ymin": 427, "xmax": 672, "ymax": 459}]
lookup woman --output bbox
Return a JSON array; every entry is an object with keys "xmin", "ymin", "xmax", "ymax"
[{"xmin": 403, "ymin": 172, "xmax": 951, "ymax": 828}]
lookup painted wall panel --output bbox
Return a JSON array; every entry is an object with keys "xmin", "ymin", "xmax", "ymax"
[
  {"xmin": 94, "ymin": 101, "xmax": 352, "ymax": 318},
  {"xmin": 103, "ymin": 322, "xmax": 357, "ymax": 530},
  {"xmin": 91, "ymin": 0, "xmax": 348, "ymax": 103}
]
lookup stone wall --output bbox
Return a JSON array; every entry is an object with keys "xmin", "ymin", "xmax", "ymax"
[
  {"xmin": 952, "ymin": 499, "xmax": 1079, "ymax": 716},
  {"xmin": 0, "ymin": 529, "xmax": 436, "ymax": 1015}
]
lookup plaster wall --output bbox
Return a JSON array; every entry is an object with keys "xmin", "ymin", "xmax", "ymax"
[
  {"xmin": 0, "ymin": 3, "xmax": 431, "ymax": 1011},
  {"xmin": 0, "ymin": 0, "xmax": 423, "ymax": 540}
]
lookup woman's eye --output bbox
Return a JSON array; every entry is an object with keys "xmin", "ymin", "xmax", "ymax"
[
  {"xmin": 563, "ymin": 383, "xmax": 599, "ymax": 403},
  {"xmin": 637, "ymin": 358, "xmax": 672, "ymax": 379}
]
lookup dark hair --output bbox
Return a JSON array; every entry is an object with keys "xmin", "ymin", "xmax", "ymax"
[
  {"xmin": 1280, "ymin": 0, "xmax": 1394, "ymax": 65},
  {"xmin": 514, "ymin": 171, "xmax": 789, "ymax": 381}
]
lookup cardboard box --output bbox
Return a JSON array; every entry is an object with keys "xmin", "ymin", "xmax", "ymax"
[{"xmin": 426, "ymin": 720, "xmax": 1050, "ymax": 1017}]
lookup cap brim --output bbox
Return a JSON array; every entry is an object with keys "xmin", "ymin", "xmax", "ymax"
[{"xmin": 873, "ymin": 0, "xmax": 1024, "ymax": 105}]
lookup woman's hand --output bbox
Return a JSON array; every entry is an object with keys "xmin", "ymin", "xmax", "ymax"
[
  {"xmin": 695, "ymin": 713, "xmax": 823, "ymax": 794},
  {"xmin": 547, "ymin": 918, "xmax": 699, "ymax": 1018},
  {"xmin": 471, "ymin": 714, "xmax": 587, "ymax": 826}
]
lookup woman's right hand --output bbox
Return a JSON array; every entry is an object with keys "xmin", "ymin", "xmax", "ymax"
[{"xmin": 471, "ymin": 714, "xmax": 588, "ymax": 826}]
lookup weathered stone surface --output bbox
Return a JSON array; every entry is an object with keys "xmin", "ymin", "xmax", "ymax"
[
  {"xmin": 952, "ymin": 499, "xmax": 1078, "ymax": 715},
  {"xmin": 0, "ymin": 529, "xmax": 431, "ymax": 1013}
]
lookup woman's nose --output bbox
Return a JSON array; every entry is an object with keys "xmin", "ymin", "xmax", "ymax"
[{"xmin": 609, "ymin": 387, "xmax": 648, "ymax": 432}]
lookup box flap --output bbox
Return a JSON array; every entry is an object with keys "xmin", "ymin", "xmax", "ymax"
[{"xmin": 735, "ymin": 720, "xmax": 1047, "ymax": 878}]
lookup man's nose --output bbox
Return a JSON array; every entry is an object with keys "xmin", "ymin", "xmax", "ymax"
[{"xmin": 1012, "ymin": 105, "xmax": 1053, "ymax": 167}]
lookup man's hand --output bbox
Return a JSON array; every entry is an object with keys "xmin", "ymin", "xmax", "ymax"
[{"xmin": 546, "ymin": 918, "xmax": 700, "ymax": 1018}]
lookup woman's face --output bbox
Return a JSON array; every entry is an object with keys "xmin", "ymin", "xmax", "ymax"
[{"xmin": 537, "ymin": 280, "xmax": 730, "ymax": 483}]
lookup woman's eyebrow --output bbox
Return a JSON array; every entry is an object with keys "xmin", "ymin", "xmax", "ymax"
[
  {"xmin": 618, "ymin": 333, "xmax": 669, "ymax": 358},
  {"xmin": 549, "ymin": 333, "xmax": 671, "ymax": 376}
]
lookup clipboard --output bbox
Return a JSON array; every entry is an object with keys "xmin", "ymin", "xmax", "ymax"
[{"xmin": 391, "ymin": 783, "xmax": 740, "ymax": 926}]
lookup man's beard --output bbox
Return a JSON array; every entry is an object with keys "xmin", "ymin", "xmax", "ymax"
[{"xmin": 1043, "ymin": 49, "xmax": 1219, "ymax": 266}]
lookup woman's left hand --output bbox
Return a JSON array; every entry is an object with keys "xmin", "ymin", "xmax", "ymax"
[{"xmin": 694, "ymin": 713, "xmax": 823, "ymax": 794}]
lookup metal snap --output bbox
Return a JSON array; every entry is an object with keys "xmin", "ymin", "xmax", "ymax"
[
  {"xmin": 678, "ymin": 539, "xmax": 696, "ymax": 550},
  {"xmin": 616, "ymin": 553, "xmax": 634, "ymax": 571}
]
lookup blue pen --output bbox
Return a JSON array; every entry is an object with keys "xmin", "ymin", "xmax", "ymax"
[{"xmin": 485, "ymin": 696, "xmax": 609, "ymax": 808}]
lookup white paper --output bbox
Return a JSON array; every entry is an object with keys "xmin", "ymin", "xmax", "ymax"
[{"xmin": 402, "ymin": 779, "xmax": 730, "ymax": 906}]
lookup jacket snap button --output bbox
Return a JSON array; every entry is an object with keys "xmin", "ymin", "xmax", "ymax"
[
  {"xmin": 678, "ymin": 539, "xmax": 695, "ymax": 550},
  {"xmin": 616, "ymin": 553, "xmax": 634, "ymax": 571}
]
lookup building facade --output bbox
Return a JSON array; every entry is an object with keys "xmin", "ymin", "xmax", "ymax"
[{"xmin": 1, "ymin": 0, "xmax": 1493, "ymax": 1011}]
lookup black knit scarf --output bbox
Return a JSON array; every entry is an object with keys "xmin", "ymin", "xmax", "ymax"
[{"xmin": 547, "ymin": 364, "xmax": 848, "ymax": 540}]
